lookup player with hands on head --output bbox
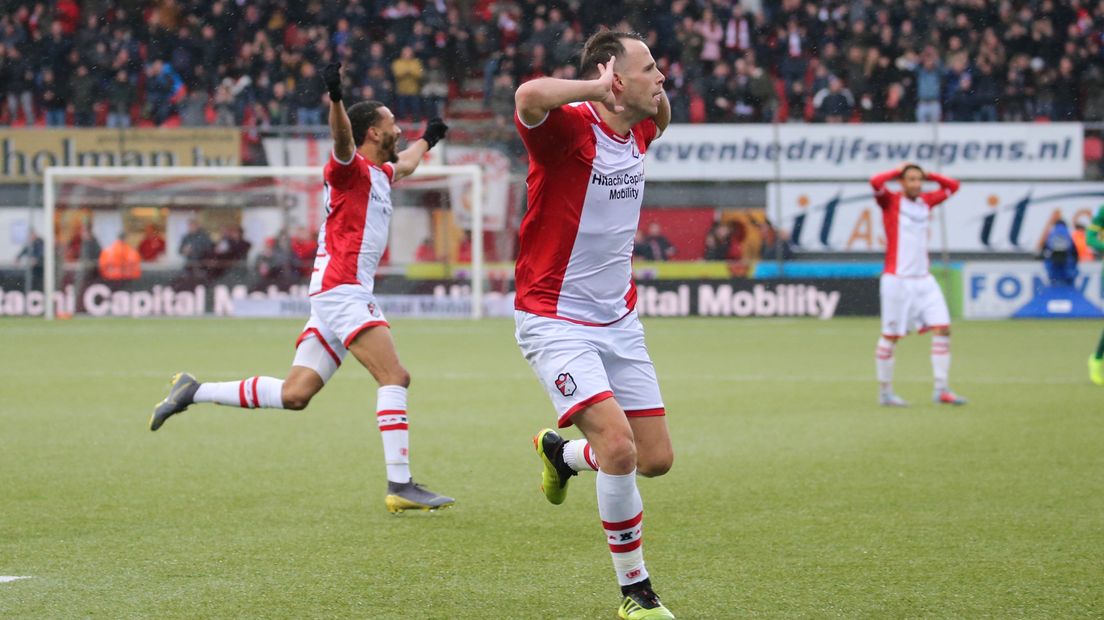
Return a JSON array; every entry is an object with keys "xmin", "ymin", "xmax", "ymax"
[
  {"xmin": 514, "ymin": 30, "xmax": 676, "ymax": 620},
  {"xmin": 150, "ymin": 62, "xmax": 454, "ymax": 514},
  {"xmin": 870, "ymin": 162, "xmax": 967, "ymax": 407}
]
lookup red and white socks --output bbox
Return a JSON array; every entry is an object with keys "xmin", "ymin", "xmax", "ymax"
[
  {"xmin": 875, "ymin": 336, "xmax": 896, "ymax": 394},
  {"xmin": 931, "ymin": 335, "xmax": 951, "ymax": 391},
  {"xmin": 563, "ymin": 439, "xmax": 600, "ymax": 472},
  {"xmin": 194, "ymin": 377, "xmax": 284, "ymax": 409},
  {"xmin": 376, "ymin": 385, "xmax": 411, "ymax": 483},
  {"xmin": 597, "ymin": 470, "xmax": 648, "ymax": 587}
]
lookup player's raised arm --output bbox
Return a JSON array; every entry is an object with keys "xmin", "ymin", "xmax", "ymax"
[
  {"xmin": 514, "ymin": 56, "xmax": 622, "ymax": 126},
  {"xmin": 324, "ymin": 62, "xmax": 355, "ymax": 163},
  {"xmin": 924, "ymin": 171, "xmax": 960, "ymax": 193},
  {"xmin": 921, "ymin": 171, "xmax": 960, "ymax": 206},
  {"xmin": 392, "ymin": 118, "xmax": 448, "ymax": 182},
  {"xmin": 870, "ymin": 166, "xmax": 903, "ymax": 193}
]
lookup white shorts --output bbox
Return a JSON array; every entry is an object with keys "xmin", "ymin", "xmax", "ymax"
[
  {"xmin": 293, "ymin": 284, "xmax": 389, "ymax": 382},
  {"xmin": 292, "ymin": 312, "xmax": 348, "ymax": 383},
  {"xmin": 515, "ymin": 310, "xmax": 665, "ymax": 428},
  {"xmin": 880, "ymin": 274, "xmax": 951, "ymax": 337},
  {"xmin": 309, "ymin": 284, "xmax": 390, "ymax": 347}
]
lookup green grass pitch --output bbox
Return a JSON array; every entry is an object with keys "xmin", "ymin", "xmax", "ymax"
[{"xmin": 1, "ymin": 317, "xmax": 1101, "ymax": 618}]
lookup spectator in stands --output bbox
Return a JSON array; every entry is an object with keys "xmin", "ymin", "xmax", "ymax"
[
  {"xmin": 414, "ymin": 238, "xmax": 438, "ymax": 262},
  {"xmin": 179, "ymin": 219, "xmax": 213, "ymax": 281},
  {"xmin": 213, "ymin": 80, "xmax": 237, "ymax": 126},
  {"xmin": 704, "ymin": 223, "xmax": 741, "ymax": 261},
  {"xmin": 813, "ymin": 75, "xmax": 854, "ymax": 123},
  {"xmin": 137, "ymin": 224, "xmax": 166, "ymax": 262},
  {"xmin": 179, "ymin": 76, "xmax": 209, "ymax": 127},
  {"xmin": 747, "ymin": 57, "xmax": 778, "ymax": 122},
  {"xmin": 8, "ymin": 0, "xmax": 1104, "ymax": 129},
  {"xmin": 422, "ymin": 56, "xmax": 449, "ymax": 117},
  {"xmin": 944, "ymin": 74, "xmax": 981, "ymax": 122},
  {"xmin": 295, "ymin": 62, "xmax": 324, "ymax": 126},
  {"xmin": 488, "ymin": 71, "xmax": 517, "ymax": 120},
  {"xmin": 638, "ymin": 223, "xmax": 676, "ymax": 262},
  {"xmin": 703, "ymin": 62, "xmax": 735, "ymax": 122},
  {"xmin": 914, "ymin": 49, "xmax": 943, "ymax": 122},
  {"xmin": 289, "ymin": 226, "xmax": 317, "ymax": 277},
  {"xmin": 145, "ymin": 60, "xmax": 181, "ymax": 126},
  {"xmin": 1052, "ymin": 57, "xmax": 1079, "ymax": 120},
  {"xmin": 16, "ymin": 229, "xmax": 44, "ymax": 291},
  {"xmin": 70, "ymin": 64, "xmax": 96, "ymax": 126},
  {"xmin": 3, "ymin": 46, "xmax": 35, "ymax": 125},
  {"xmin": 40, "ymin": 69, "xmax": 66, "ymax": 127},
  {"xmin": 392, "ymin": 46, "xmax": 424, "ymax": 120},
  {"xmin": 99, "ymin": 233, "xmax": 142, "ymax": 285},
  {"xmin": 759, "ymin": 221, "xmax": 796, "ymax": 261},
  {"xmin": 210, "ymin": 226, "xmax": 252, "ymax": 280},
  {"xmin": 106, "ymin": 70, "xmax": 134, "ymax": 128},
  {"xmin": 1082, "ymin": 65, "xmax": 1104, "ymax": 121},
  {"xmin": 265, "ymin": 81, "xmax": 293, "ymax": 126},
  {"xmin": 255, "ymin": 237, "xmax": 297, "ymax": 290}
]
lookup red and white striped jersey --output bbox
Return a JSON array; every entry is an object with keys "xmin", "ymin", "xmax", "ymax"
[
  {"xmin": 870, "ymin": 169, "xmax": 959, "ymax": 277},
  {"xmin": 309, "ymin": 152, "xmax": 396, "ymax": 295},
  {"xmin": 515, "ymin": 102, "xmax": 658, "ymax": 325}
]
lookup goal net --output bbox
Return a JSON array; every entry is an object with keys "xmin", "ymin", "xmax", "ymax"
[{"xmin": 41, "ymin": 165, "xmax": 485, "ymax": 319}]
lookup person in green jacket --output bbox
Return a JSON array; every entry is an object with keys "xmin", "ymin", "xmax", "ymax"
[{"xmin": 1088, "ymin": 205, "xmax": 1104, "ymax": 385}]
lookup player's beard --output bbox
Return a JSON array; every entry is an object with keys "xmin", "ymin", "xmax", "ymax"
[{"xmin": 382, "ymin": 133, "xmax": 399, "ymax": 163}]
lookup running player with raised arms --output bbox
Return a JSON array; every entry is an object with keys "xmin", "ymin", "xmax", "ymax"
[
  {"xmin": 514, "ymin": 31, "xmax": 674, "ymax": 619},
  {"xmin": 149, "ymin": 62, "xmax": 455, "ymax": 513},
  {"xmin": 871, "ymin": 163, "xmax": 968, "ymax": 407}
]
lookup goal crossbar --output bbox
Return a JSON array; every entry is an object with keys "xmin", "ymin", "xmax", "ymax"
[{"xmin": 42, "ymin": 164, "xmax": 484, "ymax": 319}]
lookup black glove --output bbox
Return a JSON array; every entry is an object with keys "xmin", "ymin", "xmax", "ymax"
[
  {"xmin": 421, "ymin": 117, "xmax": 449, "ymax": 149},
  {"xmin": 322, "ymin": 62, "xmax": 342, "ymax": 102}
]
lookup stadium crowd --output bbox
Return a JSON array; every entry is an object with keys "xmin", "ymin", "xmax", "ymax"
[{"xmin": 3, "ymin": 0, "xmax": 1104, "ymax": 129}]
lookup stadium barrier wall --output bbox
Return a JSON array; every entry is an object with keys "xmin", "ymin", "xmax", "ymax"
[
  {"xmin": 0, "ymin": 274, "xmax": 883, "ymax": 319},
  {"xmin": 963, "ymin": 262, "xmax": 1103, "ymax": 319}
]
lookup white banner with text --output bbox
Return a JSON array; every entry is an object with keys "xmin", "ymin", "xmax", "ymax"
[{"xmin": 651, "ymin": 123, "xmax": 1082, "ymax": 180}]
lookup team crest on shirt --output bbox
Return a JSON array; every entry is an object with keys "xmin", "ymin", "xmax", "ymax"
[{"xmin": 555, "ymin": 373, "xmax": 577, "ymax": 397}]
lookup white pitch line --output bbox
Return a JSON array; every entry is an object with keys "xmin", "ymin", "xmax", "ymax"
[{"xmin": 0, "ymin": 576, "xmax": 32, "ymax": 583}]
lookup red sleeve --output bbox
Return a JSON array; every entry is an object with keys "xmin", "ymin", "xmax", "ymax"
[
  {"xmin": 515, "ymin": 104, "xmax": 589, "ymax": 163},
  {"xmin": 869, "ymin": 168, "xmax": 900, "ymax": 209},
  {"xmin": 324, "ymin": 151, "xmax": 364, "ymax": 191},
  {"xmin": 632, "ymin": 118, "xmax": 658, "ymax": 152},
  {"xmin": 381, "ymin": 162, "xmax": 396, "ymax": 183},
  {"xmin": 921, "ymin": 173, "xmax": 960, "ymax": 208}
]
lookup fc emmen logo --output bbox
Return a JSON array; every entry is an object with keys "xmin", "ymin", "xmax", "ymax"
[{"xmin": 555, "ymin": 373, "xmax": 577, "ymax": 397}]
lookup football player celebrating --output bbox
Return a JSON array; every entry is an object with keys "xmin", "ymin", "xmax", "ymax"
[
  {"xmin": 149, "ymin": 62, "xmax": 454, "ymax": 513},
  {"xmin": 514, "ymin": 31, "xmax": 675, "ymax": 619}
]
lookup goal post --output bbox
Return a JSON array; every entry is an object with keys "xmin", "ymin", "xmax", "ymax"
[{"xmin": 42, "ymin": 164, "xmax": 484, "ymax": 320}]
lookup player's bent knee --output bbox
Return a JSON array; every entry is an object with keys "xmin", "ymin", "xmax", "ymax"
[
  {"xmin": 638, "ymin": 453, "xmax": 674, "ymax": 478},
  {"xmin": 281, "ymin": 387, "xmax": 314, "ymax": 411},
  {"xmin": 599, "ymin": 433, "xmax": 637, "ymax": 473}
]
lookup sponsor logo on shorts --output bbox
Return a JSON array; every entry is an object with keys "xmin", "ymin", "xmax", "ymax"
[
  {"xmin": 367, "ymin": 302, "xmax": 379, "ymax": 316},
  {"xmin": 555, "ymin": 373, "xmax": 577, "ymax": 397}
]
